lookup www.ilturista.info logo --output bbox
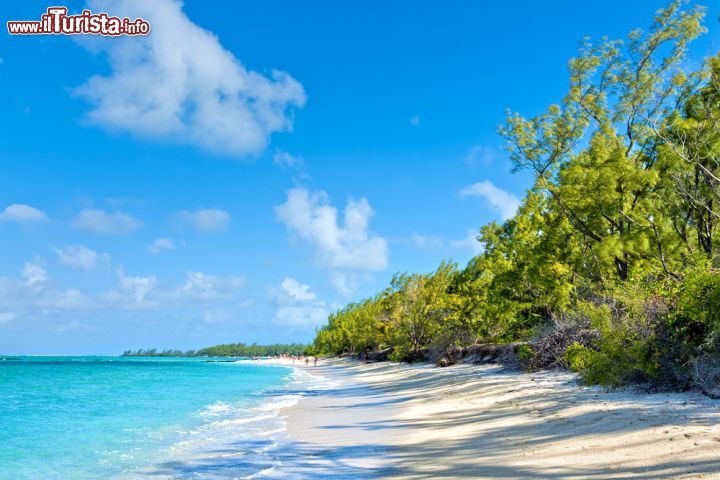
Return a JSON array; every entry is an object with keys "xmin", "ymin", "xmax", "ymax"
[{"xmin": 7, "ymin": 7, "xmax": 150, "ymax": 36}]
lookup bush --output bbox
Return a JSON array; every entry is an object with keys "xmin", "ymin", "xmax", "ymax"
[
  {"xmin": 388, "ymin": 345, "xmax": 409, "ymax": 363},
  {"xmin": 564, "ymin": 342, "xmax": 591, "ymax": 373},
  {"xmin": 525, "ymin": 307, "xmax": 601, "ymax": 370},
  {"xmin": 675, "ymin": 265, "xmax": 720, "ymax": 353},
  {"xmin": 517, "ymin": 344, "xmax": 534, "ymax": 367},
  {"xmin": 691, "ymin": 353, "xmax": 720, "ymax": 398},
  {"xmin": 553, "ymin": 298, "xmax": 668, "ymax": 387}
]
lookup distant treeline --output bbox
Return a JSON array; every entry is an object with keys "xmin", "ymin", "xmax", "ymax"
[{"xmin": 122, "ymin": 343, "xmax": 307, "ymax": 357}]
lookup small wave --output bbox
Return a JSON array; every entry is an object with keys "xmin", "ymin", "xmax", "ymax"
[
  {"xmin": 205, "ymin": 413, "xmax": 276, "ymax": 429},
  {"xmin": 127, "ymin": 363, "xmax": 342, "ymax": 479},
  {"xmin": 256, "ymin": 394, "xmax": 302, "ymax": 412},
  {"xmin": 198, "ymin": 401, "xmax": 233, "ymax": 418}
]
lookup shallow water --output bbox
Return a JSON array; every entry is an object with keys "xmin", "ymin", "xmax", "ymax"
[{"xmin": 0, "ymin": 357, "xmax": 317, "ymax": 479}]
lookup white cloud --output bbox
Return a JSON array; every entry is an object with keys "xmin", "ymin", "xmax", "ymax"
[
  {"xmin": 73, "ymin": 208, "xmax": 142, "ymax": 235},
  {"xmin": 179, "ymin": 272, "xmax": 217, "ymax": 297},
  {"xmin": 0, "ymin": 261, "xmax": 252, "ymax": 332},
  {"xmin": 329, "ymin": 271, "xmax": 367, "ymax": 297},
  {"xmin": 409, "ymin": 115, "xmax": 420, "ymax": 127},
  {"xmin": 148, "ymin": 237, "xmax": 175, "ymax": 254},
  {"xmin": 464, "ymin": 145, "xmax": 496, "ymax": 167},
  {"xmin": 0, "ymin": 262, "xmax": 89, "ymax": 312},
  {"xmin": 0, "ymin": 204, "xmax": 48, "ymax": 223},
  {"xmin": 101, "ymin": 269, "xmax": 242, "ymax": 309},
  {"xmin": 461, "ymin": 180, "xmax": 520, "ymax": 221},
  {"xmin": 273, "ymin": 150, "xmax": 311, "ymax": 182},
  {"xmin": 99, "ymin": 269, "xmax": 158, "ymax": 309},
  {"xmin": 117, "ymin": 270, "xmax": 158, "ymax": 305},
  {"xmin": 451, "ymin": 229, "xmax": 485, "ymax": 255},
  {"xmin": 274, "ymin": 305, "xmax": 328, "ymax": 327},
  {"xmin": 273, "ymin": 150, "xmax": 303, "ymax": 169},
  {"xmin": 280, "ymin": 277, "xmax": 316, "ymax": 303},
  {"xmin": 274, "ymin": 277, "xmax": 326, "ymax": 326},
  {"xmin": 177, "ymin": 209, "xmax": 231, "ymax": 233},
  {"xmin": 76, "ymin": 0, "xmax": 306, "ymax": 157},
  {"xmin": 178, "ymin": 271, "xmax": 245, "ymax": 300},
  {"xmin": 53, "ymin": 245, "xmax": 108, "ymax": 271},
  {"xmin": 275, "ymin": 188, "xmax": 389, "ymax": 271},
  {"xmin": 96, "ymin": 268, "xmax": 247, "ymax": 312},
  {"xmin": 22, "ymin": 262, "xmax": 48, "ymax": 288}
]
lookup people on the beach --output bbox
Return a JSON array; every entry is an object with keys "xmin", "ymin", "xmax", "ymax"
[
  {"xmin": 314, "ymin": 357, "xmax": 317, "ymax": 367},
  {"xmin": 305, "ymin": 357, "xmax": 309, "ymax": 366}
]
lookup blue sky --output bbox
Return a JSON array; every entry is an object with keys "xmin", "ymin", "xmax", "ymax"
[{"xmin": 0, "ymin": 0, "xmax": 717, "ymax": 354}]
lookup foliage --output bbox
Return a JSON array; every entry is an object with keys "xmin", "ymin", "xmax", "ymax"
[{"xmin": 309, "ymin": 2, "xmax": 720, "ymax": 393}]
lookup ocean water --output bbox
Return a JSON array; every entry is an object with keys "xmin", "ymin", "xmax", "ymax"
[{"xmin": 0, "ymin": 357, "xmax": 324, "ymax": 479}]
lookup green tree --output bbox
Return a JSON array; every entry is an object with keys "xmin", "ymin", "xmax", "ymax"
[
  {"xmin": 385, "ymin": 262, "xmax": 460, "ymax": 359},
  {"xmin": 501, "ymin": 1, "xmax": 706, "ymax": 282}
]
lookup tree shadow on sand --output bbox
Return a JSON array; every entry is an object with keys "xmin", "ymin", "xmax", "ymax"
[
  {"xmin": 145, "ymin": 363, "xmax": 720, "ymax": 479},
  {"xmin": 146, "ymin": 438, "xmax": 391, "ymax": 479}
]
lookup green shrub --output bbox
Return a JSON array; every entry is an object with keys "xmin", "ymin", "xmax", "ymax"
[
  {"xmin": 675, "ymin": 264, "xmax": 720, "ymax": 352},
  {"xmin": 563, "ymin": 328, "xmax": 662, "ymax": 387},
  {"xmin": 388, "ymin": 345, "xmax": 408, "ymax": 363},
  {"xmin": 564, "ymin": 342, "xmax": 590, "ymax": 372},
  {"xmin": 516, "ymin": 344, "xmax": 534, "ymax": 371}
]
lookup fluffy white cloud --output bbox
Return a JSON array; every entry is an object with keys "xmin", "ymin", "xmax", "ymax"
[
  {"xmin": 0, "ymin": 260, "xmax": 252, "ymax": 336},
  {"xmin": 461, "ymin": 180, "xmax": 520, "ymax": 221},
  {"xmin": 279, "ymin": 277, "xmax": 316, "ymax": 303},
  {"xmin": 114, "ymin": 269, "xmax": 158, "ymax": 307},
  {"xmin": 101, "ymin": 269, "xmax": 242, "ymax": 309},
  {"xmin": 329, "ymin": 271, "xmax": 370, "ymax": 297},
  {"xmin": 178, "ymin": 271, "xmax": 245, "ymax": 300},
  {"xmin": 451, "ymin": 229, "xmax": 485, "ymax": 255},
  {"xmin": 148, "ymin": 237, "xmax": 175, "ymax": 254},
  {"xmin": 274, "ymin": 305, "xmax": 327, "ymax": 327},
  {"xmin": 178, "ymin": 209, "xmax": 230, "ymax": 233},
  {"xmin": 76, "ymin": 0, "xmax": 306, "ymax": 157},
  {"xmin": 53, "ymin": 245, "xmax": 108, "ymax": 271},
  {"xmin": 275, "ymin": 188, "xmax": 389, "ymax": 271},
  {"xmin": 73, "ymin": 208, "xmax": 142, "ymax": 235},
  {"xmin": 0, "ymin": 204, "xmax": 48, "ymax": 223},
  {"xmin": 22, "ymin": 262, "xmax": 48, "ymax": 288},
  {"xmin": 274, "ymin": 277, "xmax": 327, "ymax": 326},
  {"xmin": 0, "ymin": 263, "xmax": 89, "ymax": 311}
]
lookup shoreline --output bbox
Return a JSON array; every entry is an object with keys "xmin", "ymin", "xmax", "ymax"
[{"xmin": 256, "ymin": 357, "xmax": 720, "ymax": 479}]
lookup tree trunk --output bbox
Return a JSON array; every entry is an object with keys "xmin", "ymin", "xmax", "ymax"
[{"xmin": 615, "ymin": 256, "xmax": 628, "ymax": 281}]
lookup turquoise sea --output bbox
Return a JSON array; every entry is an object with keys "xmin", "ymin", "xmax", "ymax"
[{"xmin": 0, "ymin": 357, "xmax": 319, "ymax": 479}]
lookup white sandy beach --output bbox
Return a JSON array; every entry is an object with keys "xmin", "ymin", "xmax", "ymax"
[{"xmin": 261, "ymin": 357, "xmax": 720, "ymax": 479}]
